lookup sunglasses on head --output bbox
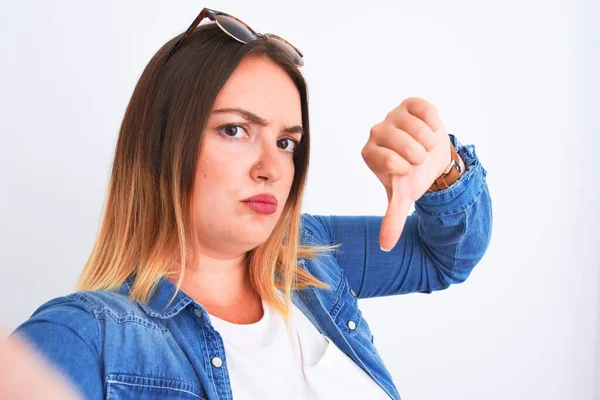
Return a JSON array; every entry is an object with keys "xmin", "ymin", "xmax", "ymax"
[{"xmin": 169, "ymin": 7, "xmax": 304, "ymax": 67}]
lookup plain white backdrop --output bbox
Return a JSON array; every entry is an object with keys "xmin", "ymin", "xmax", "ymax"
[{"xmin": 1, "ymin": 1, "xmax": 598, "ymax": 399}]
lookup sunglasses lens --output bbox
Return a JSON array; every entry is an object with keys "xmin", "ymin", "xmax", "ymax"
[
  {"xmin": 266, "ymin": 35, "xmax": 304, "ymax": 66},
  {"xmin": 215, "ymin": 15, "xmax": 256, "ymax": 43}
]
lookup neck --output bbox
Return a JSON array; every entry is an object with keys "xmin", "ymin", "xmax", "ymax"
[{"xmin": 173, "ymin": 252, "xmax": 256, "ymax": 309}]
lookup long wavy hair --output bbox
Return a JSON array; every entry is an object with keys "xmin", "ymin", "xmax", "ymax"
[{"xmin": 76, "ymin": 23, "xmax": 340, "ymax": 323}]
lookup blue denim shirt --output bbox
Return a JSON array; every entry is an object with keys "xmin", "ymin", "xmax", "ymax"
[{"xmin": 13, "ymin": 134, "xmax": 492, "ymax": 400}]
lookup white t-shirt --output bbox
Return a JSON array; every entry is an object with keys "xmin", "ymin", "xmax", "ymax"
[{"xmin": 208, "ymin": 294, "xmax": 390, "ymax": 399}]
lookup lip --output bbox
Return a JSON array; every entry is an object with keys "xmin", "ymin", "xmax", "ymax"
[
  {"xmin": 241, "ymin": 193, "xmax": 278, "ymax": 215},
  {"xmin": 241, "ymin": 193, "xmax": 278, "ymax": 205}
]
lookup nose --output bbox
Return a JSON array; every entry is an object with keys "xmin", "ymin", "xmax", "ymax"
[{"xmin": 251, "ymin": 142, "xmax": 285, "ymax": 183}]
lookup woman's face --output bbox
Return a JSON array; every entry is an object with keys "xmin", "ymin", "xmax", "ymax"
[{"xmin": 192, "ymin": 56, "xmax": 303, "ymax": 258}]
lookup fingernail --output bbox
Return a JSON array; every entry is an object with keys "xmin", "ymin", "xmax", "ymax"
[{"xmin": 380, "ymin": 246, "xmax": 391, "ymax": 252}]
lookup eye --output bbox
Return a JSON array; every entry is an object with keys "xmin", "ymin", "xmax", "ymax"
[
  {"xmin": 217, "ymin": 124, "xmax": 249, "ymax": 139},
  {"xmin": 278, "ymin": 138, "xmax": 299, "ymax": 153},
  {"xmin": 217, "ymin": 124, "xmax": 299, "ymax": 154}
]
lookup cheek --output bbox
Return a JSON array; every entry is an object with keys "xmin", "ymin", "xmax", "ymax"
[
  {"xmin": 196, "ymin": 153, "xmax": 242, "ymax": 202},
  {"xmin": 192, "ymin": 160, "xmax": 240, "ymax": 236}
]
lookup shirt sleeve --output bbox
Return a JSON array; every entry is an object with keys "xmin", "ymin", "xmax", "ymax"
[
  {"xmin": 11, "ymin": 294, "xmax": 104, "ymax": 400},
  {"xmin": 301, "ymin": 134, "xmax": 493, "ymax": 298}
]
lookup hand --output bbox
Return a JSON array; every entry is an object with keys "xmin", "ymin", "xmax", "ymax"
[
  {"xmin": 0, "ymin": 333, "xmax": 82, "ymax": 399},
  {"xmin": 361, "ymin": 97, "xmax": 453, "ymax": 251}
]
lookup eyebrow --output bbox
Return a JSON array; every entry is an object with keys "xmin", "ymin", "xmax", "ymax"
[{"xmin": 212, "ymin": 107, "xmax": 304, "ymax": 136}]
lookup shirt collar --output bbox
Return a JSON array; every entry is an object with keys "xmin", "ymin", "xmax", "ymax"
[{"xmin": 123, "ymin": 274, "xmax": 193, "ymax": 319}]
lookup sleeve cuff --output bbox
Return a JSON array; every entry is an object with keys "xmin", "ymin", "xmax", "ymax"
[{"xmin": 415, "ymin": 133, "xmax": 488, "ymax": 216}]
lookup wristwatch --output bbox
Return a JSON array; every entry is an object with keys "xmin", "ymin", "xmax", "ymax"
[{"xmin": 427, "ymin": 143, "xmax": 463, "ymax": 192}]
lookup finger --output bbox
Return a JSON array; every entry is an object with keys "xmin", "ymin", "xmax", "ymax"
[
  {"xmin": 388, "ymin": 113, "xmax": 437, "ymax": 152},
  {"xmin": 379, "ymin": 176, "xmax": 414, "ymax": 251},
  {"xmin": 372, "ymin": 122, "xmax": 427, "ymax": 166},
  {"xmin": 362, "ymin": 143, "xmax": 412, "ymax": 176},
  {"xmin": 402, "ymin": 97, "xmax": 444, "ymax": 133}
]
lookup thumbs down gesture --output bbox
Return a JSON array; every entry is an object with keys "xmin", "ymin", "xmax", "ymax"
[{"xmin": 361, "ymin": 97, "xmax": 459, "ymax": 252}]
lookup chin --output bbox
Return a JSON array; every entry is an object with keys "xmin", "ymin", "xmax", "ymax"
[{"xmin": 240, "ymin": 223, "xmax": 276, "ymax": 243}]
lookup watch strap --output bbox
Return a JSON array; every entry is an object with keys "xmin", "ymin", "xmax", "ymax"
[{"xmin": 427, "ymin": 143, "xmax": 463, "ymax": 192}]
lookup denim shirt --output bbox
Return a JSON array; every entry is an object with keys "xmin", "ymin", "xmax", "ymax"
[{"xmin": 13, "ymin": 134, "xmax": 492, "ymax": 400}]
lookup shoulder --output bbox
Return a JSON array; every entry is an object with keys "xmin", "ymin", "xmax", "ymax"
[
  {"xmin": 300, "ymin": 213, "xmax": 333, "ymax": 245},
  {"xmin": 35, "ymin": 289, "xmax": 135, "ymax": 314},
  {"xmin": 14, "ymin": 289, "xmax": 152, "ymax": 353},
  {"xmin": 21, "ymin": 288, "xmax": 146, "ymax": 333}
]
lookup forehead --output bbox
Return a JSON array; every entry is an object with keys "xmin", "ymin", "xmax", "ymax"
[{"xmin": 212, "ymin": 56, "xmax": 302, "ymax": 124}]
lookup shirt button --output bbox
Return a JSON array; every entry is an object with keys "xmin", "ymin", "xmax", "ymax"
[
  {"xmin": 194, "ymin": 308, "xmax": 203, "ymax": 318},
  {"xmin": 211, "ymin": 357, "xmax": 223, "ymax": 368},
  {"xmin": 347, "ymin": 320, "xmax": 356, "ymax": 331},
  {"xmin": 350, "ymin": 289, "xmax": 357, "ymax": 297}
]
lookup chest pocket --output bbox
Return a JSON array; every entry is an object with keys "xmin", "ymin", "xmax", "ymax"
[{"xmin": 106, "ymin": 374, "xmax": 207, "ymax": 400}]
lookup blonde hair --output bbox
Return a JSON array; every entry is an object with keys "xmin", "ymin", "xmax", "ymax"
[{"xmin": 77, "ymin": 23, "xmax": 339, "ymax": 323}]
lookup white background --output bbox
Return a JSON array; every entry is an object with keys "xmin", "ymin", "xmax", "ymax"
[{"xmin": 1, "ymin": 1, "xmax": 598, "ymax": 399}]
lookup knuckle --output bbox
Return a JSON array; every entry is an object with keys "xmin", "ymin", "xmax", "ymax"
[
  {"xmin": 383, "ymin": 156, "xmax": 398, "ymax": 172},
  {"xmin": 416, "ymin": 128, "xmax": 430, "ymax": 141},
  {"xmin": 370, "ymin": 122, "xmax": 387, "ymax": 139},
  {"xmin": 422, "ymin": 104, "xmax": 438, "ymax": 118},
  {"xmin": 361, "ymin": 145, "xmax": 369, "ymax": 160},
  {"xmin": 402, "ymin": 97, "xmax": 437, "ymax": 117},
  {"xmin": 369, "ymin": 125, "xmax": 379, "ymax": 139},
  {"xmin": 403, "ymin": 145, "xmax": 414, "ymax": 161},
  {"xmin": 406, "ymin": 142, "xmax": 424, "ymax": 163},
  {"xmin": 415, "ymin": 147, "xmax": 427, "ymax": 164},
  {"xmin": 402, "ymin": 96, "xmax": 417, "ymax": 105},
  {"xmin": 385, "ymin": 110, "xmax": 396, "ymax": 121},
  {"xmin": 402, "ymin": 96, "xmax": 424, "ymax": 107}
]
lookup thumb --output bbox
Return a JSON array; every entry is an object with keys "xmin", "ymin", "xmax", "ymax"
[{"xmin": 380, "ymin": 176, "xmax": 414, "ymax": 252}]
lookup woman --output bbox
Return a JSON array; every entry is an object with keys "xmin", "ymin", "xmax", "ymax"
[{"xmin": 4, "ymin": 7, "xmax": 492, "ymax": 400}]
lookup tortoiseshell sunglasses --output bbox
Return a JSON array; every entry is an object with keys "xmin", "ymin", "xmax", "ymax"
[{"xmin": 169, "ymin": 7, "xmax": 304, "ymax": 67}]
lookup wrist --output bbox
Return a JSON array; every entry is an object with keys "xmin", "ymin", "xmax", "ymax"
[{"xmin": 427, "ymin": 143, "xmax": 465, "ymax": 192}]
